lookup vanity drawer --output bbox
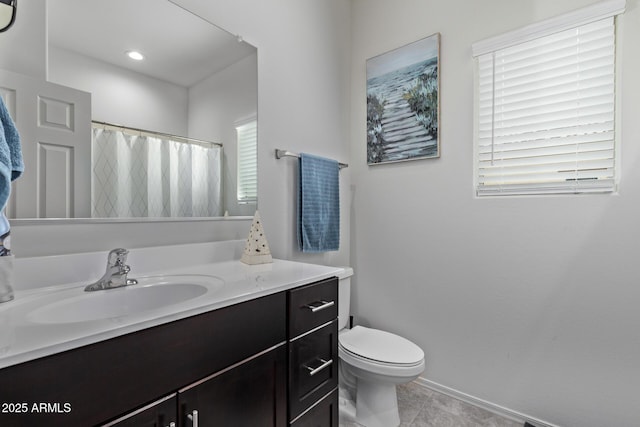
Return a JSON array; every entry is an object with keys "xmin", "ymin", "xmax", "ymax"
[
  {"xmin": 288, "ymin": 320, "xmax": 338, "ymax": 421},
  {"xmin": 290, "ymin": 388, "xmax": 338, "ymax": 427},
  {"xmin": 288, "ymin": 277, "xmax": 338, "ymax": 338}
]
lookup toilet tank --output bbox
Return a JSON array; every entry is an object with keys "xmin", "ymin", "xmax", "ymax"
[{"xmin": 337, "ymin": 267, "xmax": 354, "ymax": 330}]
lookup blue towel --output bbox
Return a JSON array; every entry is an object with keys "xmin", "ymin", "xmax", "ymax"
[
  {"xmin": 298, "ymin": 153, "xmax": 340, "ymax": 252},
  {"xmin": 0, "ymin": 97, "xmax": 23, "ymax": 212}
]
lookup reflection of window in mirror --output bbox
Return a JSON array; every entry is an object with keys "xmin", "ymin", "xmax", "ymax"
[{"xmin": 236, "ymin": 119, "xmax": 257, "ymax": 204}]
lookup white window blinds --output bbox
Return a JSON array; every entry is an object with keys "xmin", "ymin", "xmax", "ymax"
[
  {"xmin": 474, "ymin": 11, "xmax": 620, "ymax": 196},
  {"xmin": 236, "ymin": 120, "xmax": 257, "ymax": 203}
]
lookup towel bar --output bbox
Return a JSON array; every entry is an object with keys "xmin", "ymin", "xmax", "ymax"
[{"xmin": 275, "ymin": 149, "xmax": 348, "ymax": 169}]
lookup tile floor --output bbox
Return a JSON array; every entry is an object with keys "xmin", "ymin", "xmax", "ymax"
[{"xmin": 339, "ymin": 381, "xmax": 523, "ymax": 427}]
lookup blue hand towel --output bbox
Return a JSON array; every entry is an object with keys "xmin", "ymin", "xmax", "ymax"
[
  {"xmin": 0, "ymin": 97, "xmax": 24, "ymax": 212},
  {"xmin": 298, "ymin": 153, "xmax": 340, "ymax": 252}
]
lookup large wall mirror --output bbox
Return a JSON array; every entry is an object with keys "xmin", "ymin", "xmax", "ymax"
[{"xmin": 8, "ymin": 0, "xmax": 257, "ymax": 220}]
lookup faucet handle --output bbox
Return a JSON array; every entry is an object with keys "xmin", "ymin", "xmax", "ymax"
[{"xmin": 107, "ymin": 248, "xmax": 129, "ymax": 267}]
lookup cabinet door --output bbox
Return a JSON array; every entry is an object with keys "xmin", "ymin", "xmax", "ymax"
[
  {"xmin": 101, "ymin": 394, "xmax": 176, "ymax": 427},
  {"xmin": 290, "ymin": 389, "xmax": 338, "ymax": 427},
  {"xmin": 0, "ymin": 69, "xmax": 92, "ymax": 218},
  {"xmin": 179, "ymin": 344, "xmax": 287, "ymax": 427}
]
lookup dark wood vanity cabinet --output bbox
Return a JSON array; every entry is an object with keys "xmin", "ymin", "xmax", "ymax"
[
  {"xmin": 102, "ymin": 394, "xmax": 178, "ymax": 427},
  {"xmin": 106, "ymin": 345, "xmax": 287, "ymax": 427},
  {"xmin": 0, "ymin": 292, "xmax": 286, "ymax": 427},
  {"xmin": 0, "ymin": 276, "xmax": 338, "ymax": 427},
  {"xmin": 288, "ymin": 277, "xmax": 339, "ymax": 426},
  {"xmin": 178, "ymin": 344, "xmax": 287, "ymax": 426}
]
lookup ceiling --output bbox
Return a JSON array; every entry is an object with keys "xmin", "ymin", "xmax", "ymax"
[{"xmin": 47, "ymin": 0, "xmax": 256, "ymax": 87}]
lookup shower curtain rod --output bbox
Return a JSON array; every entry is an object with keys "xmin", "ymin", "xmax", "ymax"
[{"xmin": 92, "ymin": 120, "xmax": 223, "ymax": 148}]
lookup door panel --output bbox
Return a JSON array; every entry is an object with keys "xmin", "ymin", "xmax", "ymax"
[{"xmin": 0, "ymin": 69, "xmax": 91, "ymax": 218}]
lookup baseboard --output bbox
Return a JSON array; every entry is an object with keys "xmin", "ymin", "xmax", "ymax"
[{"xmin": 414, "ymin": 377, "xmax": 562, "ymax": 427}]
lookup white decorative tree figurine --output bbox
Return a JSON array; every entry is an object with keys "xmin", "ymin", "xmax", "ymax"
[{"xmin": 240, "ymin": 211, "xmax": 273, "ymax": 265}]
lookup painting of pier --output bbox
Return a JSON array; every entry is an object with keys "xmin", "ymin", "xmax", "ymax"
[{"xmin": 366, "ymin": 33, "xmax": 440, "ymax": 165}]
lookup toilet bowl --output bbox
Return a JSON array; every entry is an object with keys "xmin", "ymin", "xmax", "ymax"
[{"xmin": 337, "ymin": 268, "xmax": 425, "ymax": 427}]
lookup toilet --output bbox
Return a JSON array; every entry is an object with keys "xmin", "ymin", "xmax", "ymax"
[{"xmin": 337, "ymin": 268, "xmax": 425, "ymax": 427}]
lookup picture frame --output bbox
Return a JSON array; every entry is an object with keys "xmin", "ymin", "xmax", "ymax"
[{"xmin": 366, "ymin": 33, "xmax": 440, "ymax": 165}]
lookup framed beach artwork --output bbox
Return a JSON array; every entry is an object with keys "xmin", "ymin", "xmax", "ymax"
[{"xmin": 366, "ymin": 33, "xmax": 440, "ymax": 165}]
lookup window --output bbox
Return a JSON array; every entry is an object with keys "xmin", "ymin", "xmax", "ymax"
[
  {"xmin": 236, "ymin": 119, "xmax": 257, "ymax": 203},
  {"xmin": 473, "ymin": 0, "xmax": 625, "ymax": 196}
]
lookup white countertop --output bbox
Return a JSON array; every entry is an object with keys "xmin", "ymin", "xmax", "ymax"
[{"xmin": 0, "ymin": 258, "xmax": 344, "ymax": 370}]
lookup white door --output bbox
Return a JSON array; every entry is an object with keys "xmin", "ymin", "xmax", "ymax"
[{"xmin": 0, "ymin": 69, "xmax": 91, "ymax": 218}]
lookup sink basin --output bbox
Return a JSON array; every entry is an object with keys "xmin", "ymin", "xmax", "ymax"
[{"xmin": 28, "ymin": 275, "xmax": 224, "ymax": 324}]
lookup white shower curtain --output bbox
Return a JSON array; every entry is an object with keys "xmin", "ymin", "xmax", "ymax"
[{"xmin": 91, "ymin": 128, "xmax": 222, "ymax": 218}]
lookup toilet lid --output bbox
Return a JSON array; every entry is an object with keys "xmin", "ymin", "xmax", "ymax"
[{"xmin": 339, "ymin": 325, "xmax": 424, "ymax": 365}]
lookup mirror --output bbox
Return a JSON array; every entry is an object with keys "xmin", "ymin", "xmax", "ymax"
[
  {"xmin": 19, "ymin": 0, "xmax": 257, "ymax": 219},
  {"xmin": 0, "ymin": 0, "xmax": 16, "ymax": 33}
]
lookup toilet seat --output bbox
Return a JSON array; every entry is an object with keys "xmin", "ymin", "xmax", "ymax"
[
  {"xmin": 339, "ymin": 326, "xmax": 424, "ymax": 365},
  {"xmin": 338, "ymin": 326, "xmax": 425, "ymax": 377}
]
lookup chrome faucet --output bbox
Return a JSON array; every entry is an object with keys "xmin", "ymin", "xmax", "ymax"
[{"xmin": 85, "ymin": 248, "xmax": 138, "ymax": 292}]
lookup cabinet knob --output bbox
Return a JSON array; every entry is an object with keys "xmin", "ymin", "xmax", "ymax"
[
  {"xmin": 305, "ymin": 300, "xmax": 335, "ymax": 313},
  {"xmin": 187, "ymin": 409, "xmax": 199, "ymax": 427}
]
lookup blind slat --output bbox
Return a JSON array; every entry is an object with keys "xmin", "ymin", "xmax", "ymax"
[
  {"xmin": 477, "ymin": 178, "xmax": 615, "ymax": 195},
  {"xmin": 478, "ymin": 131, "xmax": 614, "ymax": 152},
  {"xmin": 479, "ymin": 84, "xmax": 614, "ymax": 119},
  {"xmin": 479, "ymin": 140, "xmax": 614, "ymax": 159},
  {"xmin": 478, "ymin": 122, "xmax": 614, "ymax": 146}
]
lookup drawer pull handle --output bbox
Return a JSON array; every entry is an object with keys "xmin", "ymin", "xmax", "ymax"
[
  {"xmin": 305, "ymin": 300, "xmax": 335, "ymax": 313},
  {"xmin": 306, "ymin": 358, "xmax": 333, "ymax": 376},
  {"xmin": 187, "ymin": 410, "xmax": 199, "ymax": 427}
]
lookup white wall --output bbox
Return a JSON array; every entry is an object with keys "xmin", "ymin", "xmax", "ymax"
[
  {"xmin": 0, "ymin": 0, "xmax": 46, "ymax": 80},
  {"xmin": 174, "ymin": 0, "xmax": 352, "ymax": 266},
  {"xmin": 188, "ymin": 53, "xmax": 258, "ymax": 217},
  {"xmin": 48, "ymin": 46, "xmax": 189, "ymax": 136},
  {"xmin": 350, "ymin": 1, "xmax": 640, "ymax": 426}
]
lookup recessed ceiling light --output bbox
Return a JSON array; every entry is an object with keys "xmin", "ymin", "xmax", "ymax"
[{"xmin": 126, "ymin": 50, "xmax": 145, "ymax": 61}]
